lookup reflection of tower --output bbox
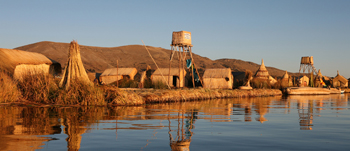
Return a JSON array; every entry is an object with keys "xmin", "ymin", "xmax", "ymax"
[
  {"xmin": 169, "ymin": 110, "xmax": 196, "ymax": 151},
  {"xmin": 298, "ymin": 100, "xmax": 314, "ymax": 130},
  {"xmin": 254, "ymin": 100, "xmax": 268, "ymax": 123}
]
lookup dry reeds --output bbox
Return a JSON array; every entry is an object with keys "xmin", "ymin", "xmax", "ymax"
[
  {"xmin": 143, "ymin": 88, "xmax": 282, "ymax": 103},
  {"xmin": 60, "ymin": 40, "xmax": 91, "ymax": 89},
  {"xmin": 102, "ymin": 86, "xmax": 144, "ymax": 106},
  {"xmin": 17, "ymin": 71, "xmax": 57, "ymax": 104},
  {"xmin": 0, "ymin": 71, "xmax": 20, "ymax": 103}
]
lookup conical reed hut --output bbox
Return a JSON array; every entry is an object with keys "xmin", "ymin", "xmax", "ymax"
[
  {"xmin": 254, "ymin": 59, "xmax": 269, "ymax": 80},
  {"xmin": 281, "ymin": 71, "xmax": 292, "ymax": 87},
  {"xmin": 332, "ymin": 70, "xmax": 348, "ymax": 88},
  {"xmin": 59, "ymin": 41, "xmax": 91, "ymax": 89}
]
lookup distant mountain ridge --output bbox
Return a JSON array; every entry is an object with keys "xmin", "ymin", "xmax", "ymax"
[{"xmin": 14, "ymin": 41, "xmax": 292, "ymax": 77}]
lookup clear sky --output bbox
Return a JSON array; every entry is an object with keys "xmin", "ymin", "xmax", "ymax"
[{"xmin": 1, "ymin": 0, "xmax": 349, "ymax": 78}]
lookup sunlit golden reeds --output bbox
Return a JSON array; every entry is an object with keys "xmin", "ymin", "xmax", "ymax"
[
  {"xmin": 0, "ymin": 71, "xmax": 20, "ymax": 103},
  {"xmin": 143, "ymin": 88, "xmax": 282, "ymax": 103}
]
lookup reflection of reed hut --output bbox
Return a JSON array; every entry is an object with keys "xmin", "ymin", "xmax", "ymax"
[
  {"xmin": 298, "ymin": 75, "xmax": 309, "ymax": 87},
  {"xmin": 151, "ymin": 68, "xmax": 186, "ymax": 88},
  {"xmin": 203, "ymin": 68, "xmax": 233, "ymax": 89},
  {"xmin": 332, "ymin": 71, "xmax": 348, "ymax": 88},
  {"xmin": 99, "ymin": 68, "xmax": 137, "ymax": 85},
  {"xmin": 0, "ymin": 48, "xmax": 61, "ymax": 79},
  {"xmin": 255, "ymin": 59, "xmax": 269, "ymax": 80}
]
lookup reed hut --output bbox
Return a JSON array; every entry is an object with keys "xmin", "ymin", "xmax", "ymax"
[
  {"xmin": 151, "ymin": 68, "xmax": 186, "ymax": 88},
  {"xmin": 203, "ymin": 68, "xmax": 233, "ymax": 89},
  {"xmin": 99, "ymin": 68, "xmax": 138, "ymax": 85},
  {"xmin": 298, "ymin": 75, "xmax": 309, "ymax": 87},
  {"xmin": 254, "ymin": 59, "xmax": 269, "ymax": 80},
  {"xmin": 281, "ymin": 71, "xmax": 292, "ymax": 87},
  {"xmin": 332, "ymin": 71, "xmax": 348, "ymax": 88},
  {"xmin": 268, "ymin": 76, "xmax": 277, "ymax": 85},
  {"xmin": 0, "ymin": 48, "xmax": 61, "ymax": 79}
]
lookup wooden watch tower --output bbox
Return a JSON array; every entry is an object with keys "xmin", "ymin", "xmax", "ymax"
[
  {"xmin": 299, "ymin": 56, "xmax": 317, "ymax": 75},
  {"xmin": 169, "ymin": 31, "xmax": 201, "ymax": 88}
]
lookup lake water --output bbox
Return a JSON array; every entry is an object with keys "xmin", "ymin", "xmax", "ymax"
[{"xmin": 1, "ymin": 94, "xmax": 349, "ymax": 151}]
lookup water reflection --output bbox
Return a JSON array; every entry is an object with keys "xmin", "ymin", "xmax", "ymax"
[{"xmin": 0, "ymin": 94, "xmax": 349, "ymax": 150}]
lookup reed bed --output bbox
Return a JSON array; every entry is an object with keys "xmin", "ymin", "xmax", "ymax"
[
  {"xmin": 143, "ymin": 88, "xmax": 282, "ymax": 103},
  {"xmin": 2, "ymin": 71, "xmax": 282, "ymax": 106},
  {"xmin": 0, "ymin": 72, "xmax": 20, "ymax": 103},
  {"xmin": 102, "ymin": 86, "xmax": 144, "ymax": 106}
]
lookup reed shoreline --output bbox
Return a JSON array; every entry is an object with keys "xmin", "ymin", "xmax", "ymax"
[{"xmin": 1, "ymin": 69, "xmax": 282, "ymax": 106}]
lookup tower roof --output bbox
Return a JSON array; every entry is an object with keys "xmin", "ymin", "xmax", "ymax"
[
  {"xmin": 255, "ymin": 59, "xmax": 269, "ymax": 79},
  {"xmin": 282, "ymin": 71, "xmax": 289, "ymax": 79}
]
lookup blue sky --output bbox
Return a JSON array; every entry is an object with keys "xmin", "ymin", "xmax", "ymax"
[{"xmin": 1, "ymin": 0, "xmax": 349, "ymax": 78}]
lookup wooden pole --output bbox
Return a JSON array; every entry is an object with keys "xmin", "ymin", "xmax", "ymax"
[
  {"xmin": 189, "ymin": 47, "xmax": 195, "ymax": 88},
  {"xmin": 117, "ymin": 60, "xmax": 119, "ymax": 88},
  {"xmin": 142, "ymin": 40, "xmax": 171, "ymax": 89},
  {"xmin": 178, "ymin": 46, "xmax": 181, "ymax": 88},
  {"xmin": 169, "ymin": 48, "xmax": 172, "ymax": 87}
]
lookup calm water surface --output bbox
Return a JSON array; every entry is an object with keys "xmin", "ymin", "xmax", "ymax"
[{"xmin": 1, "ymin": 94, "xmax": 350, "ymax": 151}]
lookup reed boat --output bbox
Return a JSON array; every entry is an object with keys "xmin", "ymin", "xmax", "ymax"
[
  {"xmin": 282, "ymin": 87, "xmax": 333, "ymax": 95},
  {"xmin": 238, "ymin": 86, "xmax": 253, "ymax": 90}
]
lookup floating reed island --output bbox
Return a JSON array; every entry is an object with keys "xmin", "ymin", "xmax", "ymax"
[{"xmin": 141, "ymin": 88, "xmax": 282, "ymax": 104}]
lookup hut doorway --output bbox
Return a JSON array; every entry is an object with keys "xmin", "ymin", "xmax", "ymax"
[{"xmin": 173, "ymin": 76, "xmax": 179, "ymax": 87}]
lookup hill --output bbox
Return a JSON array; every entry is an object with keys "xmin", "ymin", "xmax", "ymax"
[{"xmin": 15, "ymin": 41, "xmax": 292, "ymax": 77}]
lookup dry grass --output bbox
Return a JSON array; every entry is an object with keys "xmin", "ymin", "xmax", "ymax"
[
  {"xmin": 17, "ymin": 72, "xmax": 57, "ymax": 104},
  {"xmin": 102, "ymin": 86, "xmax": 144, "ymax": 106},
  {"xmin": 0, "ymin": 71, "xmax": 20, "ymax": 103},
  {"xmin": 1, "ymin": 70, "xmax": 282, "ymax": 106},
  {"xmin": 143, "ymin": 88, "xmax": 282, "ymax": 103}
]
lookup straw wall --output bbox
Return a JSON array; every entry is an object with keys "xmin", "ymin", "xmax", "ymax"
[
  {"xmin": 203, "ymin": 78, "xmax": 233, "ymax": 89},
  {"xmin": 152, "ymin": 75, "xmax": 185, "ymax": 87},
  {"xmin": 13, "ymin": 64, "xmax": 50, "ymax": 80},
  {"xmin": 100, "ymin": 75, "xmax": 123, "ymax": 85}
]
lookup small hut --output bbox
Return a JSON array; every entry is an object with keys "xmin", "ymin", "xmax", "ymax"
[
  {"xmin": 281, "ymin": 71, "xmax": 293, "ymax": 87},
  {"xmin": 203, "ymin": 68, "xmax": 233, "ymax": 89},
  {"xmin": 151, "ymin": 68, "xmax": 186, "ymax": 88},
  {"xmin": 254, "ymin": 59, "xmax": 269, "ymax": 80},
  {"xmin": 0, "ymin": 48, "xmax": 61, "ymax": 79},
  {"xmin": 332, "ymin": 71, "xmax": 348, "ymax": 88},
  {"xmin": 298, "ymin": 75, "xmax": 309, "ymax": 87},
  {"xmin": 99, "ymin": 68, "xmax": 138, "ymax": 85}
]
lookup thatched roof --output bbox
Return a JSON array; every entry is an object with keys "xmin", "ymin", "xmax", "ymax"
[
  {"xmin": 282, "ymin": 71, "xmax": 289, "ymax": 79},
  {"xmin": 0, "ymin": 48, "xmax": 54, "ymax": 74},
  {"xmin": 152, "ymin": 68, "xmax": 186, "ymax": 76},
  {"xmin": 203, "ymin": 68, "xmax": 232, "ymax": 78},
  {"xmin": 100, "ymin": 68, "xmax": 137, "ymax": 77},
  {"xmin": 333, "ymin": 71, "xmax": 348, "ymax": 84},
  {"xmin": 269, "ymin": 76, "xmax": 277, "ymax": 84},
  {"xmin": 255, "ymin": 59, "xmax": 269, "ymax": 79}
]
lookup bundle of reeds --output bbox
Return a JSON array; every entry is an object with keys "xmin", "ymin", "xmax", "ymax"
[{"xmin": 59, "ymin": 41, "xmax": 91, "ymax": 89}]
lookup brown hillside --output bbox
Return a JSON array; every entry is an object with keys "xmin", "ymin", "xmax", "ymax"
[{"xmin": 15, "ymin": 41, "xmax": 291, "ymax": 77}]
